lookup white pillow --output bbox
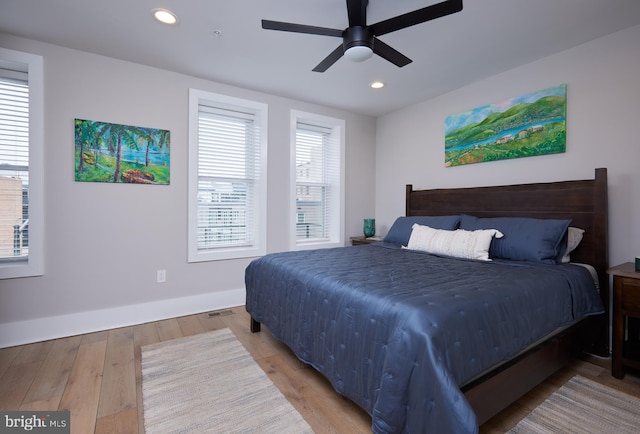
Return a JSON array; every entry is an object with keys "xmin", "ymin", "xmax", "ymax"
[
  {"xmin": 405, "ymin": 224, "xmax": 504, "ymax": 261},
  {"xmin": 561, "ymin": 227, "xmax": 585, "ymax": 263}
]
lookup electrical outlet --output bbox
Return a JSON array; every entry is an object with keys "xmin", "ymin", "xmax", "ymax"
[{"xmin": 156, "ymin": 269, "xmax": 166, "ymax": 283}]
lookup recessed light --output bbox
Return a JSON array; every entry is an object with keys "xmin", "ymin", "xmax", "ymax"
[
  {"xmin": 152, "ymin": 8, "xmax": 179, "ymax": 25},
  {"xmin": 370, "ymin": 81, "xmax": 385, "ymax": 89}
]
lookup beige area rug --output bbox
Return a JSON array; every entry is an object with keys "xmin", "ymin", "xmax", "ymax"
[
  {"xmin": 508, "ymin": 375, "xmax": 640, "ymax": 433},
  {"xmin": 141, "ymin": 328, "xmax": 314, "ymax": 433}
]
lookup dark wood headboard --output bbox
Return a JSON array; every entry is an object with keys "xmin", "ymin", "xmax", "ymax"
[{"xmin": 405, "ymin": 168, "xmax": 609, "ymax": 312}]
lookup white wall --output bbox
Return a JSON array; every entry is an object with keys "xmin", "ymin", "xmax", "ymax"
[
  {"xmin": 375, "ymin": 25, "xmax": 640, "ymax": 269},
  {"xmin": 0, "ymin": 34, "xmax": 376, "ymax": 347}
]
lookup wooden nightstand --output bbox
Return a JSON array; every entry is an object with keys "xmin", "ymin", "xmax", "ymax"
[
  {"xmin": 607, "ymin": 262, "xmax": 640, "ymax": 379},
  {"xmin": 350, "ymin": 236, "xmax": 383, "ymax": 246}
]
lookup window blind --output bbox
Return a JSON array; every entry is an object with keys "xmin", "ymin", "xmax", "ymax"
[
  {"xmin": 295, "ymin": 122, "xmax": 339, "ymax": 243},
  {"xmin": 0, "ymin": 69, "xmax": 29, "ymax": 260},
  {"xmin": 196, "ymin": 105, "xmax": 260, "ymax": 251}
]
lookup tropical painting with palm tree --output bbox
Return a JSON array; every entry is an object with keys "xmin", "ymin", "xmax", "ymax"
[{"xmin": 74, "ymin": 118, "xmax": 170, "ymax": 184}]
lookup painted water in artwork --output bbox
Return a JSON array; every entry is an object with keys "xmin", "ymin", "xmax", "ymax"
[
  {"xmin": 444, "ymin": 84, "xmax": 566, "ymax": 167},
  {"xmin": 75, "ymin": 119, "xmax": 170, "ymax": 184}
]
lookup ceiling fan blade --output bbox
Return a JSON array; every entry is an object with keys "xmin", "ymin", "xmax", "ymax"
[
  {"xmin": 371, "ymin": 0, "xmax": 463, "ymax": 37},
  {"xmin": 346, "ymin": 0, "xmax": 368, "ymax": 27},
  {"xmin": 312, "ymin": 45, "xmax": 345, "ymax": 72},
  {"xmin": 262, "ymin": 20, "xmax": 343, "ymax": 37},
  {"xmin": 372, "ymin": 37, "xmax": 412, "ymax": 68}
]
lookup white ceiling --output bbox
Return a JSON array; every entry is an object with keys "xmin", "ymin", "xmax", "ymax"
[{"xmin": 1, "ymin": 0, "xmax": 640, "ymax": 117}]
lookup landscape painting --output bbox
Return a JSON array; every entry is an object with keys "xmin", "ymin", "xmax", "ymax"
[
  {"xmin": 75, "ymin": 119, "xmax": 170, "ymax": 184},
  {"xmin": 444, "ymin": 84, "xmax": 566, "ymax": 167}
]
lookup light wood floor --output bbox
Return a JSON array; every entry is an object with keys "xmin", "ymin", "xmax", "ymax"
[{"xmin": 1, "ymin": 307, "xmax": 639, "ymax": 434}]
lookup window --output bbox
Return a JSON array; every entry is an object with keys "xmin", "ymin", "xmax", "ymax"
[
  {"xmin": 188, "ymin": 89, "xmax": 267, "ymax": 262},
  {"xmin": 291, "ymin": 110, "xmax": 344, "ymax": 249},
  {"xmin": 0, "ymin": 48, "xmax": 43, "ymax": 279}
]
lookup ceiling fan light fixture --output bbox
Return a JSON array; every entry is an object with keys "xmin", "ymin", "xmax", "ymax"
[
  {"xmin": 261, "ymin": 0, "xmax": 464, "ymax": 72},
  {"xmin": 345, "ymin": 45, "xmax": 373, "ymax": 62},
  {"xmin": 152, "ymin": 8, "xmax": 179, "ymax": 25}
]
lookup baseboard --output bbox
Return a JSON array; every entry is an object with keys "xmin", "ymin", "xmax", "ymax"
[{"xmin": 0, "ymin": 288, "xmax": 245, "ymax": 348}]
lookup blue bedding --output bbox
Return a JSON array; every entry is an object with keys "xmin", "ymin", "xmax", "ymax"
[{"xmin": 245, "ymin": 243, "xmax": 604, "ymax": 433}]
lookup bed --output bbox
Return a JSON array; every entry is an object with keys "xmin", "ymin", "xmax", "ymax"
[{"xmin": 245, "ymin": 168, "xmax": 609, "ymax": 433}]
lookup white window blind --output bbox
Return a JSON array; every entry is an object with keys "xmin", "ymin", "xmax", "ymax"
[
  {"xmin": 188, "ymin": 89, "xmax": 267, "ymax": 262},
  {"xmin": 293, "ymin": 112, "xmax": 344, "ymax": 248},
  {"xmin": 0, "ymin": 69, "xmax": 29, "ymax": 261}
]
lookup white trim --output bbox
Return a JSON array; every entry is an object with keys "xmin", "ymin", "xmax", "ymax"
[
  {"xmin": 290, "ymin": 110, "xmax": 345, "ymax": 250},
  {"xmin": 187, "ymin": 88, "xmax": 268, "ymax": 262},
  {"xmin": 0, "ymin": 48, "xmax": 44, "ymax": 279},
  {"xmin": 0, "ymin": 288, "xmax": 245, "ymax": 348}
]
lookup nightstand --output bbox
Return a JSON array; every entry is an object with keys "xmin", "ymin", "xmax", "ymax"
[
  {"xmin": 350, "ymin": 236, "xmax": 382, "ymax": 246},
  {"xmin": 607, "ymin": 262, "xmax": 640, "ymax": 379}
]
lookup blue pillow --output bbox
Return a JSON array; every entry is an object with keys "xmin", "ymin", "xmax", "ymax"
[
  {"xmin": 459, "ymin": 214, "xmax": 571, "ymax": 264},
  {"xmin": 383, "ymin": 215, "xmax": 461, "ymax": 245}
]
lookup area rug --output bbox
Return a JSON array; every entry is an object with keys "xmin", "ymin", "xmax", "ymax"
[
  {"xmin": 508, "ymin": 375, "xmax": 640, "ymax": 433},
  {"xmin": 141, "ymin": 328, "xmax": 314, "ymax": 433}
]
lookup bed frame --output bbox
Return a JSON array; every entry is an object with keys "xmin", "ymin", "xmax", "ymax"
[
  {"xmin": 249, "ymin": 168, "xmax": 609, "ymax": 426},
  {"xmin": 406, "ymin": 167, "xmax": 609, "ymax": 423}
]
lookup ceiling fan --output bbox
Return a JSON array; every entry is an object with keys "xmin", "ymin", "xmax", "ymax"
[{"xmin": 262, "ymin": 0, "xmax": 463, "ymax": 72}]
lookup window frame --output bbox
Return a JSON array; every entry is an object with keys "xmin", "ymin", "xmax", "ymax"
[
  {"xmin": 0, "ymin": 48, "xmax": 44, "ymax": 279},
  {"xmin": 188, "ymin": 89, "xmax": 268, "ymax": 262},
  {"xmin": 290, "ymin": 110, "xmax": 345, "ymax": 250}
]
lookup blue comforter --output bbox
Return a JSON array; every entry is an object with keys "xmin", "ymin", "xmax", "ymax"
[{"xmin": 245, "ymin": 243, "xmax": 603, "ymax": 433}]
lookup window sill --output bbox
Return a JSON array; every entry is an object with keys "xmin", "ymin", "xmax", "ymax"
[{"xmin": 0, "ymin": 259, "xmax": 43, "ymax": 279}]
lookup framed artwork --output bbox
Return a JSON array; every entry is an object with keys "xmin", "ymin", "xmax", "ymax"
[
  {"xmin": 74, "ymin": 118, "xmax": 170, "ymax": 184},
  {"xmin": 444, "ymin": 84, "xmax": 566, "ymax": 167}
]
